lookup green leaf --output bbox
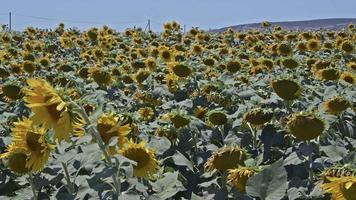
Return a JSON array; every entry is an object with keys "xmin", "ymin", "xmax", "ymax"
[
  {"xmin": 320, "ymin": 145, "xmax": 348, "ymax": 162},
  {"xmin": 172, "ymin": 150, "xmax": 194, "ymax": 171},
  {"xmin": 246, "ymin": 159, "xmax": 287, "ymax": 200},
  {"xmin": 151, "ymin": 172, "xmax": 186, "ymax": 199}
]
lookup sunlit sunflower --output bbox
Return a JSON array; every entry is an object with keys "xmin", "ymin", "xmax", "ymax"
[
  {"xmin": 138, "ymin": 107, "xmax": 155, "ymax": 121},
  {"xmin": 340, "ymin": 71, "xmax": 355, "ymax": 85},
  {"xmin": 316, "ymin": 68, "xmax": 340, "ymax": 81},
  {"xmin": 97, "ymin": 113, "xmax": 131, "ymax": 154},
  {"xmin": 321, "ymin": 166, "xmax": 356, "ymax": 183},
  {"xmin": 277, "ymin": 42, "xmax": 293, "ymax": 56},
  {"xmin": 120, "ymin": 140, "xmax": 159, "ymax": 178},
  {"xmin": 324, "ymin": 96, "xmax": 351, "ymax": 115},
  {"xmin": 321, "ymin": 176, "xmax": 356, "ymax": 200},
  {"xmin": 281, "ymin": 57, "xmax": 299, "ymax": 69},
  {"xmin": 307, "ymin": 39, "xmax": 321, "ymax": 51},
  {"xmin": 159, "ymin": 47, "xmax": 173, "ymax": 62},
  {"xmin": 0, "ymin": 150, "xmax": 30, "ymax": 175},
  {"xmin": 347, "ymin": 62, "xmax": 356, "ymax": 71},
  {"xmin": 88, "ymin": 66, "xmax": 112, "ymax": 86},
  {"xmin": 205, "ymin": 146, "xmax": 248, "ymax": 171},
  {"xmin": 227, "ymin": 167, "xmax": 259, "ymax": 193},
  {"xmin": 171, "ymin": 63, "xmax": 192, "ymax": 78},
  {"xmin": 23, "ymin": 79, "xmax": 84, "ymax": 141},
  {"xmin": 287, "ymin": 112, "xmax": 325, "ymax": 140},
  {"xmin": 340, "ymin": 40, "xmax": 354, "ymax": 54}
]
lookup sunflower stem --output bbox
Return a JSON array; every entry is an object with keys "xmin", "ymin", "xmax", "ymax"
[
  {"xmin": 28, "ymin": 173, "xmax": 38, "ymax": 200},
  {"xmin": 71, "ymin": 102, "xmax": 121, "ymax": 196},
  {"xmin": 306, "ymin": 141, "xmax": 314, "ymax": 184},
  {"xmin": 61, "ymin": 162, "xmax": 75, "ymax": 193},
  {"xmin": 247, "ymin": 123, "xmax": 257, "ymax": 149},
  {"xmin": 221, "ymin": 171, "xmax": 228, "ymax": 197}
]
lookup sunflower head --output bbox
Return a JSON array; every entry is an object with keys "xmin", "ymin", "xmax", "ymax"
[
  {"xmin": 1, "ymin": 82, "xmax": 23, "ymax": 101},
  {"xmin": 277, "ymin": 42, "xmax": 293, "ymax": 56},
  {"xmin": 347, "ymin": 62, "xmax": 356, "ymax": 71},
  {"xmin": 155, "ymin": 125, "xmax": 179, "ymax": 142},
  {"xmin": 194, "ymin": 106, "xmax": 209, "ymax": 120},
  {"xmin": 159, "ymin": 47, "xmax": 172, "ymax": 62},
  {"xmin": 23, "ymin": 61, "xmax": 36, "ymax": 74},
  {"xmin": 172, "ymin": 63, "xmax": 192, "ymax": 78},
  {"xmin": 89, "ymin": 66, "xmax": 112, "ymax": 86},
  {"xmin": 226, "ymin": 60, "xmax": 241, "ymax": 73},
  {"xmin": 138, "ymin": 107, "xmax": 154, "ymax": 121},
  {"xmin": 340, "ymin": 40, "xmax": 354, "ymax": 54},
  {"xmin": 120, "ymin": 140, "xmax": 159, "ymax": 178},
  {"xmin": 281, "ymin": 57, "xmax": 299, "ymax": 69},
  {"xmin": 340, "ymin": 71, "xmax": 355, "ymax": 85},
  {"xmin": 321, "ymin": 166, "xmax": 356, "ymax": 183},
  {"xmin": 271, "ymin": 78, "xmax": 302, "ymax": 101},
  {"xmin": 97, "ymin": 113, "xmax": 131, "ymax": 152},
  {"xmin": 316, "ymin": 68, "xmax": 340, "ymax": 81},
  {"xmin": 192, "ymin": 44, "xmax": 203, "ymax": 55},
  {"xmin": 208, "ymin": 111, "xmax": 228, "ymax": 126},
  {"xmin": 243, "ymin": 108, "xmax": 273, "ymax": 127},
  {"xmin": 287, "ymin": 112, "xmax": 325, "ymax": 140},
  {"xmin": 321, "ymin": 176, "xmax": 356, "ymax": 200},
  {"xmin": 324, "ymin": 96, "xmax": 351, "ymax": 115},
  {"xmin": 205, "ymin": 146, "xmax": 248, "ymax": 171},
  {"xmin": 307, "ymin": 39, "xmax": 321, "ymax": 51},
  {"xmin": 227, "ymin": 167, "xmax": 259, "ymax": 193},
  {"xmin": 1, "ymin": 151, "xmax": 30, "ymax": 175},
  {"xmin": 169, "ymin": 112, "xmax": 191, "ymax": 129}
]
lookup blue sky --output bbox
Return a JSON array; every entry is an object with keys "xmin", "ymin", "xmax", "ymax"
[{"xmin": 1, "ymin": 0, "xmax": 356, "ymax": 31}]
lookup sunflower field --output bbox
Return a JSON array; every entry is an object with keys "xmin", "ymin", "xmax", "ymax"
[{"xmin": 0, "ymin": 21, "xmax": 355, "ymax": 200}]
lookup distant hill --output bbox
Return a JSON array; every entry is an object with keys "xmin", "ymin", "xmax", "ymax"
[{"xmin": 212, "ymin": 18, "xmax": 356, "ymax": 32}]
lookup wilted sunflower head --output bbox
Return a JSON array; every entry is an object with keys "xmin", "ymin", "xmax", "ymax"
[
  {"xmin": 321, "ymin": 176, "xmax": 356, "ymax": 200},
  {"xmin": 271, "ymin": 78, "xmax": 302, "ymax": 101},
  {"xmin": 226, "ymin": 60, "xmax": 241, "ymax": 73},
  {"xmin": 23, "ymin": 79, "xmax": 82, "ymax": 141},
  {"xmin": 0, "ymin": 150, "xmax": 30, "ymax": 175},
  {"xmin": 120, "ymin": 140, "xmax": 159, "ymax": 178},
  {"xmin": 287, "ymin": 112, "xmax": 325, "ymax": 141},
  {"xmin": 169, "ymin": 112, "xmax": 191, "ymax": 129},
  {"xmin": 1, "ymin": 82, "xmax": 23, "ymax": 101},
  {"xmin": 97, "ymin": 113, "xmax": 131, "ymax": 152},
  {"xmin": 324, "ymin": 96, "xmax": 351, "ymax": 115},
  {"xmin": 321, "ymin": 166, "xmax": 356, "ymax": 183},
  {"xmin": 208, "ymin": 110, "xmax": 228, "ymax": 126},
  {"xmin": 227, "ymin": 167, "xmax": 259, "ymax": 193},
  {"xmin": 277, "ymin": 42, "xmax": 293, "ymax": 56},
  {"xmin": 205, "ymin": 146, "xmax": 248, "ymax": 171},
  {"xmin": 243, "ymin": 108, "xmax": 273, "ymax": 127}
]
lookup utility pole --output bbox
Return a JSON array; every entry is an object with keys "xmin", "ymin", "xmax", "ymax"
[
  {"xmin": 9, "ymin": 12, "xmax": 11, "ymax": 31},
  {"xmin": 148, "ymin": 19, "xmax": 151, "ymax": 32},
  {"xmin": 183, "ymin": 24, "xmax": 186, "ymax": 34}
]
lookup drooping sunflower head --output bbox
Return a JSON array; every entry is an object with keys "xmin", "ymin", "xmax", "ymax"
[
  {"xmin": 155, "ymin": 125, "xmax": 179, "ymax": 142},
  {"xmin": 0, "ymin": 150, "xmax": 30, "ymax": 175},
  {"xmin": 243, "ymin": 108, "xmax": 273, "ymax": 127},
  {"xmin": 194, "ymin": 106, "xmax": 209, "ymax": 120},
  {"xmin": 23, "ymin": 79, "xmax": 76, "ymax": 141},
  {"xmin": 281, "ymin": 57, "xmax": 299, "ymax": 69},
  {"xmin": 171, "ymin": 63, "xmax": 192, "ymax": 78},
  {"xmin": 321, "ymin": 165, "xmax": 356, "ymax": 183},
  {"xmin": 88, "ymin": 66, "xmax": 112, "ymax": 86},
  {"xmin": 0, "ymin": 81, "xmax": 24, "ymax": 101},
  {"xmin": 205, "ymin": 146, "xmax": 248, "ymax": 172},
  {"xmin": 277, "ymin": 42, "xmax": 293, "ymax": 56},
  {"xmin": 316, "ymin": 68, "xmax": 340, "ymax": 81},
  {"xmin": 271, "ymin": 78, "xmax": 302, "ymax": 101},
  {"xmin": 208, "ymin": 110, "xmax": 228, "ymax": 126},
  {"xmin": 226, "ymin": 60, "xmax": 241, "ymax": 73},
  {"xmin": 120, "ymin": 140, "xmax": 159, "ymax": 178},
  {"xmin": 324, "ymin": 96, "xmax": 351, "ymax": 115},
  {"xmin": 321, "ymin": 176, "xmax": 356, "ymax": 200},
  {"xmin": 286, "ymin": 112, "xmax": 325, "ymax": 141},
  {"xmin": 227, "ymin": 167, "xmax": 259, "ymax": 193},
  {"xmin": 97, "ymin": 113, "xmax": 131, "ymax": 152},
  {"xmin": 9, "ymin": 118, "xmax": 54, "ymax": 172},
  {"xmin": 168, "ymin": 112, "xmax": 191, "ymax": 129}
]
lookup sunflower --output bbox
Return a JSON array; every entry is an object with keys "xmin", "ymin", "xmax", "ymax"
[
  {"xmin": 321, "ymin": 176, "xmax": 356, "ymax": 200},
  {"xmin": 227, "ymin": 167, "xmax": 259, "ymax": 193},
  {"xmin": 1, "ymin": 118, "xmax": 54, "ymax": 173},
  {"xmin": 340, "ymin": 72, "xmax": 355, "ymax": 84},
  {"xmin": 23, "ymin": 79, "xmax": 84, "ymax": 141},
  {"xmin": 208, "ymin": 111, "xmax": 228, "ymax": 126},
  {"xmin": 120, "ymin": 140, "xmax": 159, "ymax": 178},
  {"xmin": 145, "ymin": 57, "xmax": 157, "ymax": 70},
  {"xmin": 340, "ymin": 40, "xmax": 354, "ymax": 54},
  {"xmin": 226, "ymin": 60, "xmax": 241, "ymax": 73},
  {"xmin": 307, "ymin": 39, "xmax": 321, "ymax": 51},
  {"xmin": 277, "ymin": 42, "xmax": 293, "ymax": 56},
  {"xmin": 243, "ymin": 108, "xmax": 273, "ymax": 127},
  {"xmin": 1, "ymin": 82, "xmax": 23, "ymax": 101},
  {"xmin": 205, "ymin": 146, "xmax": 248, "ymax": 171},
  {"xmin": 138, "ymin": 107, "xmax": 154, "ymax": 121},
  {"xmin": 97, "ymin": 113, "xmax": 131, "ymax": 154},
  {"xmin": 88, "ymin": 66, "xmax": 112, "ymax": 86},
  {"xmin": 159, "ymin": 47, "xmax": 172, "ymax": 62},
  {"xmin": 347, "ymin": 62, "xmax": 356, "ymax": 71},
  {"xmin": 281, "ymin": 57, "xmax": 299, "ymax": 69},
  {"xmin": 194, "ymin": 106, "xmax": 209, "ymax": 120},
  {"xmin": 287, "ymin": 112, "xmax": 325, "ymax": 140},
  {"xmin": 321, "ymin": 166, "xmax": 356, "ymax": 183},
  {"xmin": 316, "ymin": 68, "xmax": 340, "ymax": 81},
  {"xmin": 0, "ymin": 150, "xmax": 30, "ymax": 175},
  {"xmin": 192, "ymin": 44, "xmax": 203, "ymax": 55},
  {"xmin": 169, "ymin": 112, "xmax": 191, "ymax": 129},
  {"xmin": 271, "ymin": 78, "xmax": 302, "ymax": 101},
  {"xmin": 324, "ymin": 96, "xmax": 350, "ymax": 115},
  {"xmin": 171, "ymin": 63, "xmax": 192, "ymax": 78}
]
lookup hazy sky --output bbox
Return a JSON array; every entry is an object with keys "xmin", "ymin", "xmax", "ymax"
[{"xmin": 1, "ymin": 0, "xmax": 355, "ymax": 31}]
